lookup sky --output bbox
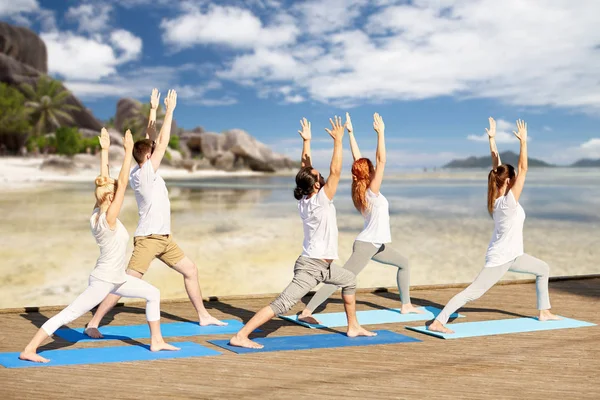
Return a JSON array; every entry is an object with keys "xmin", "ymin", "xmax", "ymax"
[{"xmin": 2, "ymin": 0, "xmax": 600, "ymax": 169}]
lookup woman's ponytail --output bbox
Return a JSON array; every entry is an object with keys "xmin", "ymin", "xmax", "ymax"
[{"xmin": 351, "ymin": 158, "xmax": 375, "ymax": 213}]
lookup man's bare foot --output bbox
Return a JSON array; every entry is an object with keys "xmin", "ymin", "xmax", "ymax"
[
  {"xmin": 199, "ymin": 315, "xmax": 228, "ymax": 327},
  {"xmin": 298, "ymin": 310, "xmax": 321, "ymax": 325},
  {"xmin": 400, "ymin": 304, "xmax": 425, "ymax": 314},
  {"xmin": 150, "ymin": 341, "xmax": 180, "ymax": 352},
  {"xmin": 428, "ymin": 319, "xmax": 454, "ymax": 334},
  {"xmin": 19, "ymin": 351, "xmax": 49, "ymax": 363},
  {"xmin": 538, "ymin": 310, "xmax": 562, "ymax": 321},
  {"xmin": 229, "ymin": 334, "xmax": 264, "ymax": 349},
  {"xmin": 347, "ymin": 325, "xmax": 377, "ymax": 338},
  {"xmin": 84, "ymin": 327, "xmax": 103, "ymax": 339}
]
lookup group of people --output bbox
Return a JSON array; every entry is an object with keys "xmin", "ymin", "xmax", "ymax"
[{"xmin": 19, "ymin": 88, "xmax": 559, "ymax": 362}]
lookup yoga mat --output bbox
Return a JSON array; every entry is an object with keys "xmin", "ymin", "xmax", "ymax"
[
  {"xmin": 0, "ymin": 342, "xmax": 220, "ymax": 369},
  {"xmin": 209, "ymin": 329, "xmax": 421, "ymax": 354},
  {"xmin": 55, "ymin": 319, "xmax": 246, "ymax": 343},
  {"xmin": 280, "ymin": 306, "xmax": 464, "ymax": 329},
  {"xmin": 406, "ymin": 316, "xmax": 596, "ymax": 339}
]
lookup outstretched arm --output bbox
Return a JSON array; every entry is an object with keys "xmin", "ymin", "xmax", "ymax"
[
  {"xmin": 106, "ymin": 130, "xmax": 134, "ymax": 229},
  {"xmin": 510, "ymin": 119, "xmax": 528, "ymax": 203},
  {"xmin": 323, "ymin": 116, "xmax": 345, "ymax": 200},
  {"xmin": 486, "ymin": 117, "xmax": 501, "ymax": 169},
  {"xmin": 369, "ymin": 113, "xmax": 386, "ymax": 195},
  {"xmin": 150, "ymin": 89, "xmax": 177, "ymax": 172},
  {"xmin": 298, "ymin": 118, "xmax": 312, "ymax": 168},
  {"xmin": 145, "ymin": 88, "xmax": 160, "ymax": 141},
  {"xmin": 98, "ymin": 127, "xmax": 110, "ymax": 178},
  {"xmin": 345, "ymin": 112, "xmax": 362, "ymax": 161}
]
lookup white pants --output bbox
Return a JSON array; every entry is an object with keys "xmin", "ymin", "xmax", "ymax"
[
  {"xmin": 41, "ymin": 275, "xmax": 161, "ymax": 336},
  {"xmin": 436, "ymin": 253, "xmax": 551, "ymax": 325}
]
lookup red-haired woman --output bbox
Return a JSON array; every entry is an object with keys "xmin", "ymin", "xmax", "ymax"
[
  {"xmin": 428, "ymin": 118, "xmax": 560, "ymax": 334},
  {"xmin": 299, "ymin": 113, "xmax": 422, "ymax": 324}
]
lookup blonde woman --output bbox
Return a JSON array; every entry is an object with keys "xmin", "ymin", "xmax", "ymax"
[
  {"xmin": 298, "ymin": 113, "xmax": 422, "ymax": 324},
  {"xmin": 19, "ymin": 128, "xmax": 179, "ymax": 363},
  {"xmin": 428, "ymin": 118, "xmax": 560, "ymax": 334}
]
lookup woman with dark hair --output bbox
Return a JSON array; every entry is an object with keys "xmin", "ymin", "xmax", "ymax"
[
  {"xmin": 429, "ymin": 118, "xmax": 560, "ymax": 334},
  {"xmin": 298, "ymin": 113, "xmax": 422, "ymax": 325},
  {"xmin": 229, "ymin": 116, "xmax": 376, "ymax": 349}
]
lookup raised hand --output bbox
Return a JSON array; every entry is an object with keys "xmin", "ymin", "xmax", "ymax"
[
  {"xmin": 345, "ymin": 112, "xmax": 353, "ymax": 133},
  {"xmin": 98, "ymin": 127, "xmax": 110, "ymax": 150},
  {"xmin": 150, "ymin": 88, "xmax": 160, "ymax": 110},
  {"xmin": 513, "ymin": 119, "xmax": 527, "ymax": 142},
  {"xmin": 373, "ymin": 113, "xmax": 385, "ymax": 134},
  {"xmin": 298, "ymin": 117, "xmax": 311, "ymax": 141},
  {"xmin": 124, "ymin": 129, "xmax": 134, "ymax": 152},
  {"xmin": 164, "ymin": 89, "xmax": 177, "ymax": 112},
  {"xmin": 325, "ymin": 115, "xmax": 345, "ymax": 141},
  {"xmin": 485, "ymin": 117, "xmax": 496, "ymax": 138}
]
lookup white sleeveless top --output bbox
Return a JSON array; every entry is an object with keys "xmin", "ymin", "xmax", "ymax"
[
  {"xmin": 355, "ymin": 189, "xmax": 392, "ymax": 245},
  {"xmin": 485, "ymin": 190, "xmax": 525, "ymax": 267},
  {"xmin": 298, "ymin": 189, "xmax": 339, "ymax": 260},
  {"xmin": 90, "ymin": 208, "xmax": 129, "ymax": 283}
]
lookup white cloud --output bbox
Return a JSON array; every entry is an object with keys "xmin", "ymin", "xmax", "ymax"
[
  {"xmin": 110, "ymin": 29, "xmax": 143, "ymax": 63},
  {"xmin": 284, "ymin": 95, "xmax": 305, "ymax": 104},
  {"xmin": 579, "ymin": 138, "xmax": 600, "ymax": 158},
  {"xmin": 292, "ymin": 0, "xmax": 368, "ymax": 35},
  {"xmin": 467, "ymin": 119, "xmax": 529, "ymax": 144},
  {"xmin": 0, "ymin": 0, "xmax": 39, "ymax": 16},
  {"xmin": 160, "ymin": 5, "xmax": 297, "ymax": 50},
  {"xmin": 65, "ymin": 4, "xmax": 112, "ymax": 33}
]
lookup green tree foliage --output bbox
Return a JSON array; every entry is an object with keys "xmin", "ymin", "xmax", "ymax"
[
  {"xmin": 0, "ymin": 83, "xmax": 32, "ymax": 152},
  {"xmin": 21, "ymin": 76, "xmax": 80, "ymax": 136},
  {"xmin": 168, "ymin": 134, "xmax": 180, "ymax": 150},
  {"xmin": 55, "ymin": 126, "xmax": 82, "ymax": 156}
]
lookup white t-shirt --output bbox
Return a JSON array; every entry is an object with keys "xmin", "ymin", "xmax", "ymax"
[
  {"xmin": 130, "ymin": 161, "xmax": 171, "ymax": 237},
  {"xmin": 355, "ymin": 189, "xmax": 392, "ymax": 246},
  {"xmin": 298, "ymin": 189, "xmax": 339, "ymax": 260},
  {"xmin": 90, "ymin": 208, "xmax": 129, "ymax": 283},
  {"xmin": 485, "ymin": 190, "xmax": 526, "ymax": 267}
]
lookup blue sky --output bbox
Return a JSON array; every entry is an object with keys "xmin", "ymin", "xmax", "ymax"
[{"xmin": 2, "ymin": 0, "xmax": 600, "ymax": 168}]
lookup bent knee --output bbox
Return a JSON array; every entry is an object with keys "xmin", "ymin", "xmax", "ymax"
[
  {"xmin": 147, "ymin": 286, "xmax": 160, "ymax": 302},
  {"xmin": 269, "ymin": 294, "xmax": 294, "ymax": 316}
]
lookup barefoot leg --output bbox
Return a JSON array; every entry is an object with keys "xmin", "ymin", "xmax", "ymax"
[
  {"xmin": 19, "ymin": 328, "xmax": 51, "ymax": 363},
  {"xmin": 342, "ymin": 293, "xmax": 377, "ymax": 338},
  {"xmin": 538, "ymin": 309, "xmax": 561, "ymax": 321},
  {"xmin": 298, "ymin": 309, "xmax": 322, "ymax": 325},
  {"xmin": 147, "ymin": 320, "xmax": 180, "ymax": 351},
  {"xmin": 228, "ymin": 306, "xmax": 274, "ymax": 349},
  {"xmin": 428, "ymin": 319, "xmax": 454, "ymax": 334},
  {"xmin": 400, "ymin": 303, "xmax": 425, "ymax": 314}
]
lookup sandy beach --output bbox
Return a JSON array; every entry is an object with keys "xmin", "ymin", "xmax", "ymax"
[{"xmin": 0, "ymin": 158, "xmax": 599, "ymax": 309}]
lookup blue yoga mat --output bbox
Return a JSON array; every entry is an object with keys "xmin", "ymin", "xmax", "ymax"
[
  {"xmin": 209, "ymin": 329, "xmax": 421, "ymax": 354},
  {"xmin": 0, "ymin": 342, "xmax": 220, "ymax": 369},
  {"xmin": 55, "ymin": 319, "xmax": 245, "ymax": 343},
  {"xmin": 406, "ymin": 316, "xmax": 596, "ymax": 339},
  {"xmin": 280, "ymin": 306, "xmax": 463, "ymax": 329}
]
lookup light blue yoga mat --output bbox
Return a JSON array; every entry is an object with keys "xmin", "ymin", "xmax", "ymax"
[
  {"xmin": 406, "ymin": 316, "xmax": 596, "ymax": 339},
  {"xmin": 209, "ymin": 329, "xmax": 421, "ymax": 354},
  {"xmin": 55, "ymin": 319, "xmax": 246, "ymax": 343},
  {"xmin": 280, "ymin": 306, "xmax": 463, "ymax": 329},
  {"xmin": 0, "ymin": 342, "xmax": 220, "ymax": 369}
]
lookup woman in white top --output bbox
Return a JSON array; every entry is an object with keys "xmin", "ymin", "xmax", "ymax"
[
  {"xmin": 229, "ymin": 116, "xmax": 375, "ymax": 349},
  {"xmin": 299, "ymin": 113, "xmax": 422, "ymax": 324},
  {"xmin": 19, "ymin": 128, "xmax": 179, "ymax": 363},
  {"xmin": 429, "ymin": 118, "xmax": 560, "ymax": 334}
]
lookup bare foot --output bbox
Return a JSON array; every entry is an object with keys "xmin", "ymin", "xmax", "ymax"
[
  {"xmin": 538, "ymin": 310, "xmax": 562, "ymax": 321},
  {"xmin": 229, "ymin": 334, "xmax": 264, "ymax": 349},
  {"xmin": 19, "ymin": 351, "xmax": 49, "ymax": 363},
  {"xmin": 84, "ymin": 327, "xmax": 103, "ymax": 339},
  {"xmin": 347, "ymin": 325, "xmax": 377, "ymax": 338},
  {"xmin": 199, "ymin": 315, "xmax": 228, "ymax": 327},
  {"xmin": 150, "ymin": 341, "xmax": 180, "ymax": 352},
  {"xmin": 298, "ymin": 310, "xmax": 321, "ymax": 325},
  {"xmin": 400, "ymin": 304, "xmax": 425, "ymax": 314},
  {"xmin": 428, "ymin": 319, "xmax": 454, "ymax": 334}
]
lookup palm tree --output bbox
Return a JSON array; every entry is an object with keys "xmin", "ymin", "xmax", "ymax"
[
  {"xmin": 21, "ymin": 76, "xmax": 80, "ymax": 136},
  {"xmin": 123, "ymin": 102, "xmax": 166, "ymax": 140}
]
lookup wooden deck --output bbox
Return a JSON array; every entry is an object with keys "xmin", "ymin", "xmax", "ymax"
[{"xmin": 1, "ymin": 277, "xmax": 599, "ymax": 400}]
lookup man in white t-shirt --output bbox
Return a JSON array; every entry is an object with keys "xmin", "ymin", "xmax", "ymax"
[{"xmin": 85, "ymin": 89, "xmax": 225, "ymax": 338}]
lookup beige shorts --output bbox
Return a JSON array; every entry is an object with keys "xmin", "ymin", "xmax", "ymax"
[{"xmin": 127, "ymin": 234, "xmax": 185, "ymax": 275}]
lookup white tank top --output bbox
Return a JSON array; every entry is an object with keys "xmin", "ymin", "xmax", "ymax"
[
  {"xmin": 485, "ymin": 190, "xmax": 525, "ymax": 267},
  {"xmin": 298, "ymin": 189, "xmax": 339, "ymax": 260},
  {"xmin": 355, "ymin": 189, "xmax": 392, "ymax": 245},
  {"xmin": 90, "ymin": 209, "xmax": 129, "ymax": 283}
]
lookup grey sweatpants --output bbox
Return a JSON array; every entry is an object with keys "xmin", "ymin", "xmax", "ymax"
[
  {"xmin": 269, "ymin": 256, "xmax": 357, "ymax": 316},
  {"xmin": 436, "ymin": 253, "xmax": 551, "ymax": 325},
  {"xmin": 305, "ymin": 240, "xmax": 411, "ymax": 313}
]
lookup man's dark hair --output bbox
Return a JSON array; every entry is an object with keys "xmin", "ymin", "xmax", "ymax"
[{"xmin": 133, "ymin": 139, "xmax": 154, "ymax": 164}]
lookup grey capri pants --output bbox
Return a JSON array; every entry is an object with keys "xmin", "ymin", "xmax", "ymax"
[
  {"xmin": 436, "ymin": 253, "xmax": 551, "ymax": 325},
  {"xmin": 269, "ymin": 256, "xmax": 357, "ymax": 316}
]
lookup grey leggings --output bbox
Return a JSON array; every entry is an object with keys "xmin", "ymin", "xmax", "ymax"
[
  {"xmin": 305, "ymin": 240, "xmax": 411, "ymax": 313},
  {"xmin": 436, "ymin": 253, "xmax": 551, "ymax": 325},
  {"xmin": 269, "ymin": 256, "xmax": 357, "ymax": 316}
]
